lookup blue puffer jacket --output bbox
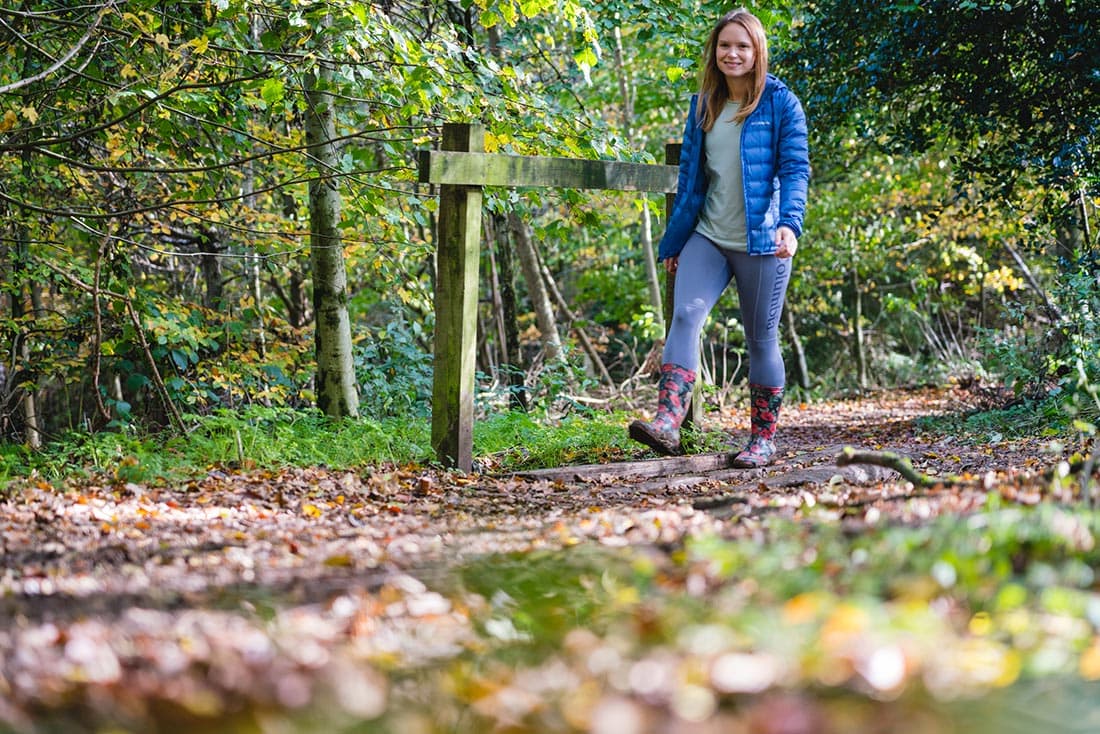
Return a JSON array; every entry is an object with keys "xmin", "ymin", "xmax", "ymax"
[{"xmin": 657, "ymin": 74, "xmax": 810, "ymax": 260}]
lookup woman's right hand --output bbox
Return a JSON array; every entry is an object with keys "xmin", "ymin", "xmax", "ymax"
[{"xmin": 665, "ymin": 256, "xmax": 679, "ymax": 274}]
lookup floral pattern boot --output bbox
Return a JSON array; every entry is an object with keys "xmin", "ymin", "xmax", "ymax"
[
  {"xmin": 628, "ymin": 364, "xmax": 696, "ymax": 456},
  {"xmin": 731, "ymin": 384, "xmax": 784, "ymax": 468}
]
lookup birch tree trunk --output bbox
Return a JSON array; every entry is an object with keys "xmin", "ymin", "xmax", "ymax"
[
  {"xmin": 850, "ymin": 235, "xmax": 868, "ymax": 389},
  {"xmin": 508, "ymin": 212, "xmax": 563, "ymax": 362},
  {"xmin": 305, "ymin": 61, "xmax": 359, "ymax": 418},
  {"xmin": 12, "ymin": 223, "xmax": 40, "ymax": 449}
]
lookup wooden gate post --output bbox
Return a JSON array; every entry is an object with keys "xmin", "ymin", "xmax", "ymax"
[{"xmin": 431, "ymin": 123, "xmax": 484, "ymax": 471}]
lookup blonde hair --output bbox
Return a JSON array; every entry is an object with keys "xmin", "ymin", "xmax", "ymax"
[{"xmin": 696, "ymin": 9, "xmax": 769, "ymax": 131}]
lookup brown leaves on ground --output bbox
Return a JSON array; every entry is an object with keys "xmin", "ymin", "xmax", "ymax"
[{"xmin": 0, "ymin": 386, "xmax": 1087, "ymax": 732}]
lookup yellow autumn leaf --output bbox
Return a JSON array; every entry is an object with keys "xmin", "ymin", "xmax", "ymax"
[
  {"xmin": 1081, "ymin": 642, "xmax": 1100, "ymax": 680},
  {"xmin": 0, "ymin": 110, "xmax": 16, "ymax": 132},
  {"xmin": 21, "ymin": 106, "xmax": 38, "ymax": 124},
  {"xmin": 155, "ymin": 33, "xmax": 170, "ymax": 50},
  {"xmin": 191, "ymin": 36, "xmax": 210, "ymax": 54},
  {"xmin": 302, "ymin": 503, "xmax": 323, "ymax": 518},
  {"xmin": 782, "ymin": 591, "xmax": 827, "ymax": 625}
]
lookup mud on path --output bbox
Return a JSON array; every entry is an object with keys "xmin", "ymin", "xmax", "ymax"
[{"xmin": 0, "ymin": 386, "xmax": 1072, "ymax": 732}]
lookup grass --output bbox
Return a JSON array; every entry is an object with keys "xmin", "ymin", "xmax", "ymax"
[
  {"xmin": 1, "ymin": 384, "xmax": 1088, "ymax": 492},
  {"xmin": 0, "ymin": 405, "xmax": 647, "ymax": 489},
  {"xmin": 0, "ymin": 406, "xmax": 434, "ymax": 490}
]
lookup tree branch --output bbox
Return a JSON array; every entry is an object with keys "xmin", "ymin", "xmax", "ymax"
[
  {"xmin": 0, "ymin": 1, "xmax": 110, "ymax": 95},
  {"xmin": 835, "ymin": 447, "xmax": 950, "ymax": 488}
]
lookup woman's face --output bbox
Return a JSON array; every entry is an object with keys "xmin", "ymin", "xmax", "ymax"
[{"xmin": 714, "ymin": 22, "xmax": 756, "ymax": 84}]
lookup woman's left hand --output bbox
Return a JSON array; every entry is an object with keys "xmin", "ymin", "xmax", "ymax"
[{"xmin": 775, "ymin": 226, "xmax": 798, "ymax": 259}]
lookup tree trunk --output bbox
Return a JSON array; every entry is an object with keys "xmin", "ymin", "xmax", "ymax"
[
  {"xmin": 785, "ymin": 306, "xmax": 811, "ymax": 390},
  {"xmin": 241, "ymin": 32, "xmax": 269, "ymax": 364},
  {"xmin": 305, "ymin": 61, "xmax": 359, "ymax": 419},
  {"xmin": 1080, "ymin": 186, "xmax": 1094, "ymax": 252},
  {"xmin": 613, "ymin": 25, "xmax": 664, "ymax": 330},
  {"xmin": 852, "ymin": 265, "xmax": 868, "ymax": 389},
  {"xmin": 13, "ymin": 178, "xmax": 40, "ymax": 448},
  {"xmin": 489, "ymin": 214, "xmax": 527, "ymax": 409},
  {"xmin": 12, "ymin": 268, "xmax": 40, "ymax": 448},
  {"xmin": 199, "ymin": 232, "xmax": 224, "ymax": 310},
  {"xmin": 484, "ymin": 216, "xmax": 509, "ymax": 367},
  {"xmin": 850, "ymin": 235, "xmax": 868, "ymax": 389},
  {"xmin": 538, "ymin": 251, "xmax": 615, "ymax": 388},
  {"xmin": 508, "ymin": 211, "xmax": 562, "ymax": 363}
]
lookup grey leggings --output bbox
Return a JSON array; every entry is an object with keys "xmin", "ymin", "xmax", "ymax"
[{"xmin": 662, "ymin": 232, "xmax": 791, "ymax": 387}]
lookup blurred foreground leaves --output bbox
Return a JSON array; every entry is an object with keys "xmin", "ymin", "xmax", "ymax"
[{"xmin": 2, "ymin": 390, "xmax": 1099, "ymax": 733}]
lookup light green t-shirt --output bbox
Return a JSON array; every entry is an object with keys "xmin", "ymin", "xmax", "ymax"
[{"xmin": 696, "ymin": 100, "xmax": 748, "ymax": 252}]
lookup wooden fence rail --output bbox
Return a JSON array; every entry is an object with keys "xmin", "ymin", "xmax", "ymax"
[{"xmin": 419, "ymin": 122, "xmax": 682, "ymax": 471}]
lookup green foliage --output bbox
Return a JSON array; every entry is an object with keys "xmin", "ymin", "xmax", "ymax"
[
  {"xmin": 424, "ymin": 502, "xmax": 1100, "ymax": 727},
  {"xmin": 178, "ymin": 407, "xmax": 431, "ymax": 469},
  {"xmin": 476, "ymin": 343, "xmax": 601, "ymax": 420},
  {"xmin": 1, "ymin": 0, "xmax": 1095, "ymax": 444},
  {"xmin": 917, "ymin": 398, "xmax": 1068, "ymax": 444},
  {"xmin": 456, "ymin": 547, "xmax": 639, "ymax": 663},
  {"xmin": 1054, "ymin": 263, "xmax": 1100, "ymax": 397},
  {"xmin": 354, "ymin": 311, "xmax": 434, "ymax": 420},
  {"xmin": 0, "ymin": 408, "xmax": 432, "ymax": 490},
  {"xmin": 779, "ymin": 0, "xmax": 1098, "ymax": 395},
  {"xmin": 980, "ymin": 253, "xmax": 1100, "ymax": 404},
  {"xmin": 785, "ymin": 0, "xmax": 1099, "ymax": 194},
  {"xmin": 474, "ymin": 409, "xmax": 636, "ymax": 470},
  {"xmin": 690, "ymin": 503, "xmax": 1100, "ymax": 604}
]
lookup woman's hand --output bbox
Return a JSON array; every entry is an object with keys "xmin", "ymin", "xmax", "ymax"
[
  {"xmin": 775, "ymin": 226, "xmax": 798, "ymax": 258},
  {"xmin": 665, "ymin": 256, "xmax": 679, "ymax": 274}
]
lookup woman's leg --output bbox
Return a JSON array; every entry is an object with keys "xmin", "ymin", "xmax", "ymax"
[
  {"xmin": 728, "ymin": 252, "xmax": 791, "ymax": 387},
  {"xmin": 728, "ymin": 253, "xmax": 792, "ymax": 467},
  {"xmin": 630, "ymin": 234, "xmax": 732, "ymax": 455},
  {"xmin": 662, "ymin": 233, "xmax": 734, "ymax": 372}
]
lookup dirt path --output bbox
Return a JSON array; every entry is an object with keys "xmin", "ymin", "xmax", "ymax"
[
  {"xmin": 0, "ymin": 387, "xmax": 1077, "ymax": 733},
  {"xmin": 1, "ymin": 387, "xmax": 1051, "ymax": 621}
]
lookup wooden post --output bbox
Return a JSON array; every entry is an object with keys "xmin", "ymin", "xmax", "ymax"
[
  {"xmin": 419, "ymin": 135, "xmax": 677, "ymax": 470},
  {"xmin": 431, "ymin": 123, "xmax": 484, "ymax": 471},
  {"xmin": 663, "ymin": 142, "xmax": 703, "ymax": 429},
  {"xmin": 662, "ymin": 143, "xmax": 680, "ymax": 326}
]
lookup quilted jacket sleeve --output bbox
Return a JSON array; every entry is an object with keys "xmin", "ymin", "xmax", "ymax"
[
  {"xmin": 656, "ymin": 96, "xmax": 703, "ymax": 261},
  {"xmin": 775, "ymin": 89, "xmax": 810, "ymax": 238}
]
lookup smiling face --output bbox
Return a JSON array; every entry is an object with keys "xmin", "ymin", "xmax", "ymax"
[{"xmin": 714, "ymin": 21, "xmax": 756, "ymax": 90}]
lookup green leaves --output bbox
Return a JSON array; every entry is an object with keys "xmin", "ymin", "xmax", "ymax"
[
  {"xmin": 784, "ymin": 0, "xmax": 1099, "ymax": 193},
  {"xmin": 260, "ymin": 77, "xmax": 286, "ymax": 106}
]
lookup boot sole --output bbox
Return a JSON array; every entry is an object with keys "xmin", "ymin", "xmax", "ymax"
[{"xmin": 628, "ymin": 421, "xmax": 682, "ymax": 456}]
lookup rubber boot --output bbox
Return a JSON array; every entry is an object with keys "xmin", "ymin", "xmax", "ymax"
[
  {"xmin": 628, "ymin": 363, "xmax": 696, "ymax": 456},
  {"xmin": 731, "ymin": 384, "xmax": 784, "ymax": 468}
]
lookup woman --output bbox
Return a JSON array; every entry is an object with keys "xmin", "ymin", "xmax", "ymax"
[{"xmin": 629, "ymin": 8, "xmax": 810, "ymax": 468}]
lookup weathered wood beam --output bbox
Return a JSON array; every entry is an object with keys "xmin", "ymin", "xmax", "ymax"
[
  {"xmin": 431, "ymin": 124, "xmax": 484, "ymax": 472},
  {"xmin": 514, "ymin": 452, "xmax": 735, "ymax": 482},
  {"xmin": 419, "ymin": 150, "xmax": 678, "ymax": 193}
]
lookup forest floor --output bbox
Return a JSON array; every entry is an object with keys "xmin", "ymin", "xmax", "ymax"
[{"xmin": 2, "ymin": 386, "xmax": 1097, "ymax": 734}]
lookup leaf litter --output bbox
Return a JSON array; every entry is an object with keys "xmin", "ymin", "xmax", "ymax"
[{"xmin": 2, "ymin": 386, "xmax": 1099, "ymax": 733}]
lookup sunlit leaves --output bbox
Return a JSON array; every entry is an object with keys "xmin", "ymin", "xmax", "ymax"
[{"xmin": 260, "ymin": 78, "xmax": 286, "ymax": 106}]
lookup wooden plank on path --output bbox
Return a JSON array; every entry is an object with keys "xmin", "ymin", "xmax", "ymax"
[
  {"xmin": 513, "ymin": 452, "xmax": 735, "ymax": 482},
  {"xmin": 419, "ymin": 150, "xmax": 679, "ymax": 193}
]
